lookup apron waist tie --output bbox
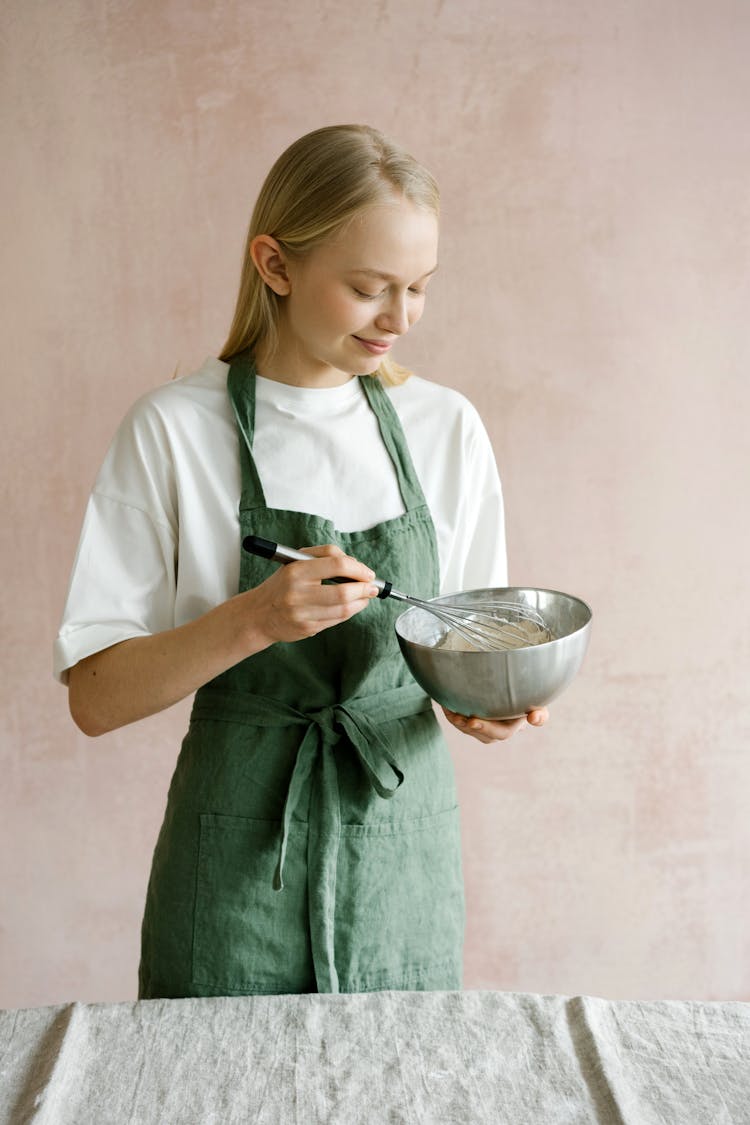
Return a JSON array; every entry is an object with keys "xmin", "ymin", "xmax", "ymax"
[{"xmin": 190, "ymin": 681, "xmax": 433, "ymax": 993}]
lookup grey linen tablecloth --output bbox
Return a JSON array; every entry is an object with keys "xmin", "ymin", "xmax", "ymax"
[{"xmin": 1, "ymin": 990, "xmax": 748, "ymax": 1124}]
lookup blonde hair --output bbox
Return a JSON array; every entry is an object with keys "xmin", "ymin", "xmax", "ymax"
[{"xmin": 219, "ymin": 124, "xmax": 439, "ymax": 385}]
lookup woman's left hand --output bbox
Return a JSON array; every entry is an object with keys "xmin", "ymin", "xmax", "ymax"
[{"xmin": 441, "ymin": 706, "xmax": 549, "ymax": 743}]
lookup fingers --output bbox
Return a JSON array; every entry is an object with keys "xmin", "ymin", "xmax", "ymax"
[
  {"xmin": 443, "ymin": 709, "xmax": 525, "ymax": 743},
  {"xmin": 294, "ymin": 545, "xmax": 376, "ymax": 586},
  {"xmin": 297, "ymin": 544, "xmax": 346, "ymax": 558},
  {"xmin": 442, "ymin": 707, "xmax": 548, "ymax": 744},
  {"xmin": 290, "ymin": 584, "xmax": 378, "ymax": 624}
]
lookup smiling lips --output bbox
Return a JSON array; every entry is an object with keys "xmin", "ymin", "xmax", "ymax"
[{"xmin": 353, "ymin": 336, "xmax": 393, "ymax": 355}]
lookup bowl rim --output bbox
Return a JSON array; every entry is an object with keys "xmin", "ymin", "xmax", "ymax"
[{"xmin": 394, "ymin": 586, "xmax": 593, "ymax": 653}]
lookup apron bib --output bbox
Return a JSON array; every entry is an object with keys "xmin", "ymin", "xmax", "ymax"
[{"xmin": 138, "ymin": 352, "xmax": 465, "ymax": 997}]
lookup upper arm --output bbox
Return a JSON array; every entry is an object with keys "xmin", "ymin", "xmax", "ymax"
[
  {"xmin": 54, "ymin": 400, "xmax": 179, "ymax": 684},
  {"xmin": 54, "ymin": 494, "xmax": 177, "ymax": 683}
]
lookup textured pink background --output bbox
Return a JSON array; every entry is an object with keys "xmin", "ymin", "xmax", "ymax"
[{"xmin": 2, "ymin": 0, "xmax": 749, "ymax": 1007}]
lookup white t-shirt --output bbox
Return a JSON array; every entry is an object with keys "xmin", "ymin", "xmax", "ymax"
[{"xmin": 53, "ymin": 358, "xmax": 508, "ymax": 683}]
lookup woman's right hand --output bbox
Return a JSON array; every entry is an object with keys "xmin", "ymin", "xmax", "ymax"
[
  {"xmin": 237, "ymin": 544, "xmax": 380, "ymax": 647},
  {"xmin": 68, "ymin": 544, "xmax": 378, "ymax": 737}
]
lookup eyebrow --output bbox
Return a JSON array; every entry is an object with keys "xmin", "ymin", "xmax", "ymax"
[{"xmin": 350, "ymin": 265, "xmax": 439, "ymax": 282}]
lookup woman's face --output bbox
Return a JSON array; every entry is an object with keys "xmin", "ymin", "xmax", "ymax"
[{"xmin": 271, "ymin": 194, "xmax": 439, "ymax": 386}]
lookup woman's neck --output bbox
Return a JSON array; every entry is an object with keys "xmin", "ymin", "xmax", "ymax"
[{"xmin": 253, "ymin": 338, "xmax": 353, "ymax": 388}]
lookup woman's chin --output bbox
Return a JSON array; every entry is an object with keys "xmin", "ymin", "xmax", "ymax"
[{"xmin": 355, "ymin": 353, "xmax": 385, "ymax": 375}]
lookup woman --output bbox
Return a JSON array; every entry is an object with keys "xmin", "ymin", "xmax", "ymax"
[{"xmin": 55, "ymin": 124, "xmax": 548, "ymax": 998}]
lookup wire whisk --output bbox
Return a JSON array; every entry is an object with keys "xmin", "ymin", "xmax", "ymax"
[{"xmin": 243, "ymin": 536, "xmax": 553, "ymax": 652}]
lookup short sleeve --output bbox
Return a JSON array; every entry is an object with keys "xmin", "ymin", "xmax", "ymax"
[
  {"xmin": 53, "ymin": 399, "xmax": 179, "ymax": 683},
  {"xmin": 439, "ymin": 404, "xmax": 508, "ymax": 594}
]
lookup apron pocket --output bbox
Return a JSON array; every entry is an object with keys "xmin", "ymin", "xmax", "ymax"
[
  {"xmin": 334, "ymin": 805, "xmax": 465, "ymax": 991},
  {"xmin": 191, "ymin": 812, "xmax": 314, "ymax": 994}
]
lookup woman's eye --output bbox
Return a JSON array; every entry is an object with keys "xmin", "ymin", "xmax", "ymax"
[
  {"xmin": 351, "ymin": 285, "xmax": 427, "ymax": 299},
  {"xmin": 352, "ymin": 287, "xmax": 383, "ymax": 299}
]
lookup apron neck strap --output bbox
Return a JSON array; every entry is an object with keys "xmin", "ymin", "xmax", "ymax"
[
  {"xmin": 358, "ymin": 374, "xmax": 426, "ymax": 513},
  {"xmin": 227, "ymin": 350, "xmax": 267, "ymax": 510}
]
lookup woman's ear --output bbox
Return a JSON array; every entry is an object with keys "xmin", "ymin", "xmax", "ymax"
[{"xmin": 249, "ymin": 235, "xmax": 292, "ymax": 296}]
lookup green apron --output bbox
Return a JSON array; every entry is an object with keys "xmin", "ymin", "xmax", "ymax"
[{"xmin": 138, "ymin": 352, "xmax": 465, "ymax": 997}]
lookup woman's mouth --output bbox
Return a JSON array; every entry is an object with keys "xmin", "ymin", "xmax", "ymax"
[{"xmin": 353, "ymin": 336, "xmax": 393, "ymax": 355}]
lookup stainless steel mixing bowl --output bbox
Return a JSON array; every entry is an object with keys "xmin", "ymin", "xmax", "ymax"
[{"xmin": 395, "ymin": 587, "xmax": 592, "ymax": 719}]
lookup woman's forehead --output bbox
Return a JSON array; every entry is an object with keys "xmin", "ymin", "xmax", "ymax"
[{"xmin": 324, "ymin": 201, "xmax": 439, "ymax": 274}]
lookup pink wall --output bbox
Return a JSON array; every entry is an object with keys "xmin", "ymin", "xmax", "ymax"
[{"xmin": 2, "ymin": 0, "xmax": 749, "ymax": 1007}]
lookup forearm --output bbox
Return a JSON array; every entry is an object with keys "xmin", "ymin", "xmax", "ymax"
[{"xmin": 67, "ymin": 592, "xmax": 270, "ymax": 737}]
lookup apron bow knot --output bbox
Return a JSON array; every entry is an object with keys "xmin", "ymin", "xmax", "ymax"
[
  {"xmin": 306, "ymin": 706, "xmax": 341, "ymax": 745},
  {"xmin": 274, "ymin": 698, "xmax": 407, "ymax": 892}
]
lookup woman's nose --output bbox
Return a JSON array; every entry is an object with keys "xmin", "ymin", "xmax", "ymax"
[{"xmin": 375, "ymin": 292, "xmax": 410, "ymax": 336}]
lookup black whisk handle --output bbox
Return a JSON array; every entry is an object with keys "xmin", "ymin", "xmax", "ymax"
[{"xmin": 243, "ymin": 534, "xmax": 282, "ymax": 560}]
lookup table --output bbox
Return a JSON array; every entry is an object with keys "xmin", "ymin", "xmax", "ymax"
[{"xmin": 1, "ymin": 990, "xmax": 749, "ymax": 1123}]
